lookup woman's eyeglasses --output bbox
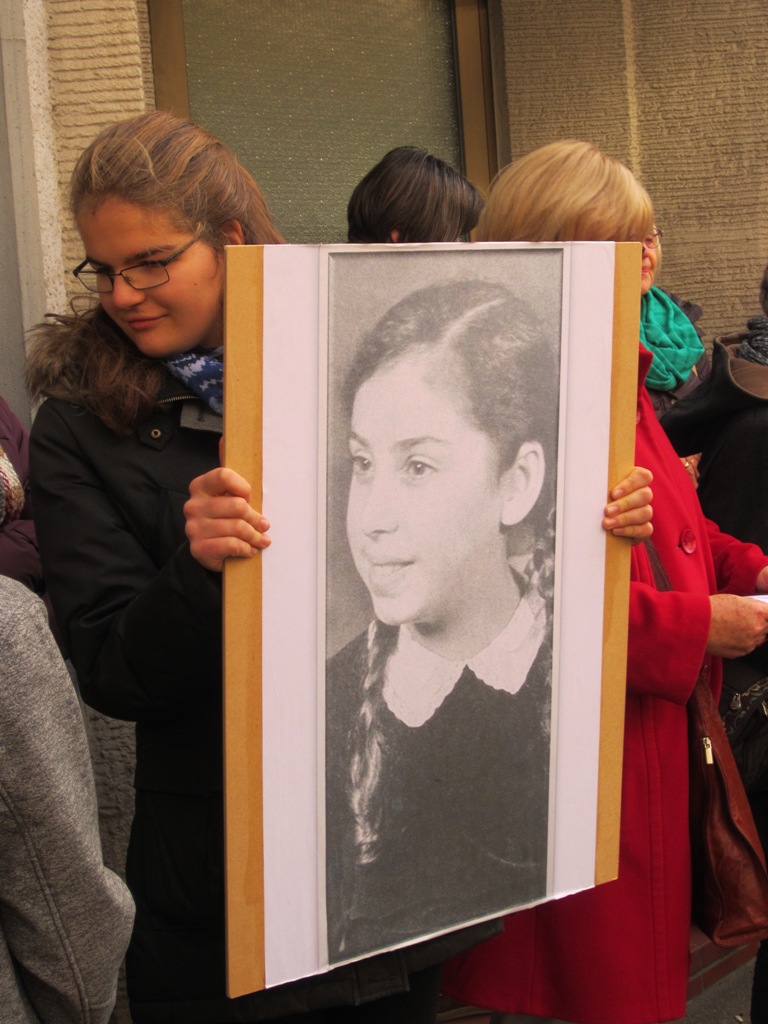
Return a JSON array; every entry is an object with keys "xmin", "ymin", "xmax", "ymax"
[
  {"xmin": 72, "ymin": 235, "xmax": 201, "ymax": 293},
  {"xmin": 641, "ymin": 228, "xmax": 663, "ymax": 250}
]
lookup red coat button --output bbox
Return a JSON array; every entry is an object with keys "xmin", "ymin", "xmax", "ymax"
[{"xmin": 680, "ymin": 529, "xmax": 696, "ymax": 554}]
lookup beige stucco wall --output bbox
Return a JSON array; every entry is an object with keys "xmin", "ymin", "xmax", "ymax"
[{"xmin": 499, "ymin": 0, "xmax": 768, "ymax": 337}]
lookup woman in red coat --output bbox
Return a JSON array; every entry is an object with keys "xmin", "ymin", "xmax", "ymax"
[{"xmin": 441, "ymin": 140, "xmax": 768, "ymax": 1024}]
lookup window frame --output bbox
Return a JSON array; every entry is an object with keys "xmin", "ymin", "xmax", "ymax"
[{"xmin": 147, "ymin": 0, "xmax": 504, "ymax": 194}]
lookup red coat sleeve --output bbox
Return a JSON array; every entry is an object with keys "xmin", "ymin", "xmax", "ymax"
[
  {"xmin": 705, "ymin": 516, "xmax": 768, "ymax": 594},
  {"xmin": 627, "ymin": 521, "xmax": 768, "ymax": 704},
  {"xmin": 627, "ymin": 576, "xmax": 711, "ymax": 703}
]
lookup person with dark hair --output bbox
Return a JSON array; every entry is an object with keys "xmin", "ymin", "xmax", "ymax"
[
  {"xmin": 186, "ymin": 287, "xmax": 652, "ymax": 1024},
  {"xmin": 324, "ymin": 280, "xmax": 556, "ymax": 964},
  {"xmin": 347, "ymin": 147, "xmax": 483, "ymax": 244}
]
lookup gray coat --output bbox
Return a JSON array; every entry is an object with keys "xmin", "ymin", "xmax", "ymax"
[{"xmin": 0, "ymin": 576, "xmax": 134, "ymax": 1023}]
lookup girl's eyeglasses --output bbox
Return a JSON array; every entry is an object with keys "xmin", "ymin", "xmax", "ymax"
[{"xmin": 72, "ymin": 234, "xmax": 201, "ymax": 293}]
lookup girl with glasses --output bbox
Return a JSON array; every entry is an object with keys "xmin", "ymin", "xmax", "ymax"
[{"xmin": 25, "ymin": 111, "xmax": 493, "ymax": 1024}]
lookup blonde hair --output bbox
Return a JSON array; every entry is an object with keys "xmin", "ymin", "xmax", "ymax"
[{"xmin": 477, "ymin": 139, "xmax": 654, "ymax": 243}]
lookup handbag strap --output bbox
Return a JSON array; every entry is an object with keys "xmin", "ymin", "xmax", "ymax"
[
  {"xmin": 643, "ymin": 538, "xmax": 672, "ymax": 593},
  {"xmin": 645, "ymin": 539, "xmax": 709, "ymax": 697}
]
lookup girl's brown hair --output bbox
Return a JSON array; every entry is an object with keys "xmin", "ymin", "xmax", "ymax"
[{"xmin": 28, "ymin": 111, "xmax": 283, "ymax": 434}]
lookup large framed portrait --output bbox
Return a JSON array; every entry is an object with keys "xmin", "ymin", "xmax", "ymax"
[{"xmin": 223, "ymin": 242, "xmax": 640, "ymax": 997}]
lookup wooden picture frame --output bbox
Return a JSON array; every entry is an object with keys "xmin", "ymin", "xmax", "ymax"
[{"xmin": 223, "ymin": 242, "xmax": 640, "ymax": 997}]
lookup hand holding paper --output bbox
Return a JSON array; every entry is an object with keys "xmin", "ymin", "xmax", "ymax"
[{"xmin": 707, "ymin": 593, "xmax": 768, "ymax": 658}]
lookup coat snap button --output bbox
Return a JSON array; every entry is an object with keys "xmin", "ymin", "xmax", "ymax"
[{"xmin": 680, "ymin": 529, "xmax": 696, "ymax": 554}]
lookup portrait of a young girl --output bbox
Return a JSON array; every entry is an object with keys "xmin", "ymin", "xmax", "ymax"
[{"xmin": 324, "ymin": 275, "xmax": 560, "ymax": 964}]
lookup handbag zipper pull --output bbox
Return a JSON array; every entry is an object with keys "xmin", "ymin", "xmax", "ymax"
[
  {"xmin": 703, "ymin": 736, "xmax": 713, "ymax": 765},
  {"xmin": 731, "ymin": 693, "xmax": 742, "ymax": 711}
]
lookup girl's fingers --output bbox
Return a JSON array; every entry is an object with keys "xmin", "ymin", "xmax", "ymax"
[
  {"xmin": 603, "ymin": 497, "xmax": 653, "ymax": 527},
  {"xmin": 187, "ymin": 515, "xmax": 270, "ymax": 546},
  {"xmin": 184, "ymin": 466, "xmax": 270, "ymax": 572}
]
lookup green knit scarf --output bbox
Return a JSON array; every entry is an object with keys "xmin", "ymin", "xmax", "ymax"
[{"xmin": 639, "ymin": 286, "xmax": 705, "ymax": 392}]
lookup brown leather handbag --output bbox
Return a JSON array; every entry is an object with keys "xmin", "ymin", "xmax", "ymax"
[
  {"xmin": 645, "ymin": 540, "xmax": 768, "ymax": 945},
  {"xmin": 687, "ymin": 665, "xmax": 768, "ymax": 944}
]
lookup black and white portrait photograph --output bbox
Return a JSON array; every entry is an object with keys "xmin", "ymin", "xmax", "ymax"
[
  {"xmin": 223, "ymin": 241, "xmax": 634, "ymax": 993},
  {"xmin": 321, "ymin": 247, "xmax": 564, "ymax": 964}
]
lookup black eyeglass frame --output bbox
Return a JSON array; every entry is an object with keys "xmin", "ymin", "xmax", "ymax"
[{"xmin": 72, "ymin": 234, "xmax": 201, "ymax": 293}]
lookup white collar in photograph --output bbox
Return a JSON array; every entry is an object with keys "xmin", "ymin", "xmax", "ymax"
[{"xmin": 382, "ymin": 591, "xmax": 547, "ymax": 728}]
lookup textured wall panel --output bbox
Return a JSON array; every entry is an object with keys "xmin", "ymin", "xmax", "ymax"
[
  {"xmin": 499, "ymin": 0, "xmax": 768, "ymax": 332},
  {"xmin": 138, "ymin": 0, "xmax": 155, "ymax": 106},
  {"xmin": 633, "ymin": 2, "xmax": 768, "ymax": 334},
  {"xmin": 182, "ymin": 0, "xmax": 460, "ymax": 243},
  {"xmin": 499, "ymin": 1, "xmax": 631, "ymax": 162}
]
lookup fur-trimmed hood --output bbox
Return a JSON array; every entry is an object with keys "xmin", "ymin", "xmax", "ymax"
[
  {"xmin": 26, "ymin": 308, "xmax": 184, "ymax": 435},
  {"xmin": 26, "ymin": 312, "xmax": 96, "ymax": 407}
]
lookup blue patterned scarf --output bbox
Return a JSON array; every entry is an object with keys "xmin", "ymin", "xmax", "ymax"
[{"xmin": 164, "ymin": 346, "xmax": 224, "ymax": 414}]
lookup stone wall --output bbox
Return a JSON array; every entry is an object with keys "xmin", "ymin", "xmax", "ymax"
[{"xmin": 499, "ymin": 0, "xmax": 768, "ymax": 336}]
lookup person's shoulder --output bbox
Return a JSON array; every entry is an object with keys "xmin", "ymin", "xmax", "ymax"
[
  {"xmin": 659, "ymin": 288, "xmax": 704, "ymax": 329},
  {"xmin": 0, "ymin": 577, "xmax": 49, "ymax": 667},
  {"xmin": 326, "ymin": 629, "xmax": 371, "ymax": 725},
  {"xmin": 0, "ymin": 576, "xmax": 46, "ymax": 627},
  {"xmin": 29, "ymin": 397, "xmax": 101, "ymax": 458},
  {"xmin": 0, "ymin": 395, "xmax": 27, "ymax": 451},
  {"xmin": 31, "ymin": 394, "xmax": 87, "ymax": 428}
]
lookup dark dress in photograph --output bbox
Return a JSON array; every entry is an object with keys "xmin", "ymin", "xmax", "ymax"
[{"xmin": 325, "ymin": 602, "xmax": 551, "ymax": 964}]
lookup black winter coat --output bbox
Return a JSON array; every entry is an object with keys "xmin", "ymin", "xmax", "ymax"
[
  {"xmin": 662, "ymin": 335, "xmax": 768, "ymax": 705},
  {"xmin": 30, "ymin": 382, "xmax": 497, "ymax": 1022}
]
